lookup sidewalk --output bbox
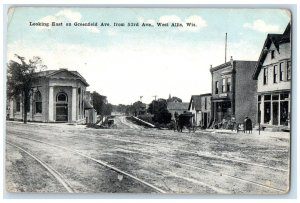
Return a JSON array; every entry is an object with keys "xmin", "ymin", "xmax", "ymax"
[{"xmin": 203, "ymin": 128, "xmax": 290, "ymax": 139}]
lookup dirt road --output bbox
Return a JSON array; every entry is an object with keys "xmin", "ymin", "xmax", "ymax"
[{"xmin": 5, "ymin": 119, "xmax": 290, "ymax": 194}]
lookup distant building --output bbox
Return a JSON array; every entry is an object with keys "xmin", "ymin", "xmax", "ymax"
[
  {"xmin": 200, "ymin": 93, "xmax": 212, "ymax": 128},
  {"xmin": 252, "ymin": 23, "xmax": 291, "ymax": 129},
  {"xmin": 210, "ymin": 57, "xmax": 257, "ymax": 126},
  {"xmin": 8, "ymin": 68, "xmax": 94, "ymax": 124},
  {"xmin": 166, "ymin": 94, "xmax": 182, "ymax": 103},
  {"xmin": 188, "ymin": 94, "xmax": 212, "ymax": 128},
  {"xmin": 188, "ymin": 95, "xmax": 202, "ymax": 126},
  {"xmin": 167, "ymin": 102, "xmax": 189, "ymax": 120}
]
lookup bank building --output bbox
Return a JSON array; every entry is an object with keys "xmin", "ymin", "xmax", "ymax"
[{"xmin": 8, "ymin": 68, "xmax": 95, "ymax": 123}]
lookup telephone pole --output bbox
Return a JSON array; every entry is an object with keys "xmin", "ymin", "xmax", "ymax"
[{"xmin": 225, "ymin": 32, "xmax": 227, "ymax": 63}]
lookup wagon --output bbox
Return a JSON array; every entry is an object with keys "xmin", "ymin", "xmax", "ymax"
[
  {"xmin": 175, "ymin": 112, "xmax": 195, "ymax": 132},
  {"xmin": 107, "ymin": 119, "xmax": 117, "ymax": 129}
]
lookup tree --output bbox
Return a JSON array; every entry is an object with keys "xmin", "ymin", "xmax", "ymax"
[
  {"xmin": 148, "ymin": 99, "xmax": 171, "ymax": 124},
  {"xmin": 7, "ymin": 55, "xmax": 46, "ymax": 123},
  {"xmin": 91, "ymin": 91, "xmax": 107, "ymax": 115},
  {"xmin": 91, "ymin": 91, "xmax": 113, "ymax": 116}
]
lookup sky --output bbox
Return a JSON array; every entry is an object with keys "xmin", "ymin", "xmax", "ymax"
[{"xmin": 6, "ymin": 7, "xmax": 291, "ymax": 105}]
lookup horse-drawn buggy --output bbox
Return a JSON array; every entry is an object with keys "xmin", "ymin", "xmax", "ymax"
[{"xmin": 174, "ymin": 112, "xmax": 197, "ymax": 132}]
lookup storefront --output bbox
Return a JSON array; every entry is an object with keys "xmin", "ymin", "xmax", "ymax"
[{"xmin": 257, "ymin": 91, "xmax": 290, "ymax": 126}]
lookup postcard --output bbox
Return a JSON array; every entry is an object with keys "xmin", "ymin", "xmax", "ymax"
[{"xmin": 5, "ymin": 7, "xmax": 291, "ymax": 194}]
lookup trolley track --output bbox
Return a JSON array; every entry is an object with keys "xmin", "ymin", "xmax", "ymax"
[
  {"xmin": 7, "ymin": 135, "xmax": 166, "ymax": 194},
  {"xmin": 8, "ymin": 134, "xmax": 287, "ymax": 193},
  {"xmin": 6, "ymin": 141, "xmax": 75, "ymax": 193},
  {"xmin": 7, "ymin": 127, "xmax": 288, "ymax": 173}
]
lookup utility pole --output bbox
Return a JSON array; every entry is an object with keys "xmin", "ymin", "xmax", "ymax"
[
  {"xmin": 152, "ymin": 95, "xmax": 157, "ymax": 114},
  {"xmin": 225, "ymin": 32, "xmax": 227, "ymax": 63}
]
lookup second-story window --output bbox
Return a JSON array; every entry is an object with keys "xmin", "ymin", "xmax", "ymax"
[
  {"xmin": 215, "ymin": 81, "xmax": 219, "ymax": 94},
  {"xmin": 287, "ymin": 61, "xmax": 291, "ymax": 81},
  {"xmin": 273, "ymin": 65, "xmax": 278, "ymax": 83},
  {"xmin": 263, "ymin": 67, "xmax": 268, "ymax": 85},
  {"xmin": 222, "ymin": 78, "xmax": 226, "ymax": 93},
  {"xmin": 279, "ymin": 62, "xmax": 284, "ymax": 81},
  {"xmin": 227, "ymin": 77, "xmax": 232, "ymax": 92}
]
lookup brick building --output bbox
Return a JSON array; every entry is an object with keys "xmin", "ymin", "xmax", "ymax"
[
  {"xmin": 210, "ymin": 57, "xmax": 257, "ymax": 126},
  {"xmin": 8, "ymin": 68, "xmax": 94, "ymax": 123},
  {"xmin": 252, "ymin": 23, "xmax": 291, "ymax": 129}
]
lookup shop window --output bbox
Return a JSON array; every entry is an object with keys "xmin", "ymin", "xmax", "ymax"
[
  {"xmin": 263, "ymin": 67, "xmax": 268, "ymax": 85},
  {"xmin": 273, "ymin": 65, "xmax": 278, "ymax": 83},
  {"xmin": 272, "ymin": 102, "xmax": 279, "ymax": 125},
  {"xmin": 264, "ymin": 102, "xmax": 271, "ymax": 124},
  {"xmin": 264, "ymin": 95, "xmax": 271, "ymax": 101},
  {"xmin": 272, "ymin": 94, "xmax": 279, "ymax": 100},
  {"xmin": 280, "ymin": 101, "xmax": 289, "ymax": 126},
  {"xmin": 279, "ymin": 62, "xmax": 284, "ymax": 81},
  {"xmin": 280, "ymin": 93, "xmax": 289, "ymax": 100}
]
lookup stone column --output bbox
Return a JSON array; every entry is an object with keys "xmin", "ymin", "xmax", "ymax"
[
  {"xmin": 72, "ymin": 87, "xmax": 77, "ymax": 122},
  {"xmin": 49, "ymin": 86, "xmax": 54, "ymax": 121}
]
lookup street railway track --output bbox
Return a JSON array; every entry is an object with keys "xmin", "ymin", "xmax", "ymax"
[
  {"xmin": 6, "ymin": 141, "xmax": 75, "ymax": 193},
  {"xmin": 7, "ymin": 128, "xmax": 288, "ymax": 173},
  {"xmin": 7, "ymin": 136, "xmax": 166, "ymax": 194},
  {"xmin": 8, "ymin": 134, "xmax": 287, "ymax": 193}
]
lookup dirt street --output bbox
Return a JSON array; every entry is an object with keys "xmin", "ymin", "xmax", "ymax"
[{"xmin": 5, "ymin": 117, "xmax": 290, "ymax": 194}]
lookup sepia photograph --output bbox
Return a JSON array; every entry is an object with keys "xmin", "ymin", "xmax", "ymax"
[{"xmin": 5, "ymin": 7, "xmax": 292, "ymax": 194}]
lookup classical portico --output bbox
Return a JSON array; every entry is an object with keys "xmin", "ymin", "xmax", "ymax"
[{"xmin": 9, "ymin": 69, "xmax": 89, "ymax": 123}]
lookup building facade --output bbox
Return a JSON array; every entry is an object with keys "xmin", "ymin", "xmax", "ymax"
[
  {"xmin": 210, "ymin": 58, "xmax": 257, "ymax": 126},
  {"xmin": 252, "ymin": 23, "xmax": 291, "ymax": 129},
  {"xmin": 167, "ymin": 102, "xmax": 189, "ymax": 120},
  {"xmin": 9, "ymin": 69, "xmax": 91, "ymax": 123},
  {"xmin": 200, "ymin": 93, "xmax": 212, "ymax": 128},
  {"xmin": 188, "ymin": 95, "xmax": 202, "ymax": 126}
]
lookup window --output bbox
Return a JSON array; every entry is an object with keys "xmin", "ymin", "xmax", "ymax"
[
  {"xmin": 227, "ymin": 77, "xmax": 232, "ymax": 92},
  {"xmin": 271, "ymin": 50, "xmax": 275, "ymax": 59},
  {"xmin": 263, "ymin": 67, "xmax": 268, "ymax": 85},
  {"xmin": 57, "ymin": 92, "xmax": 68, "ymax": 102},
  {"xmin": 204, "ymin": 97, "xmax": 207, "ymax": 110},
  {"xmin": 215, "ymin": 81, "xmax": 219, "ymax": 94},
  {"xmin": 287, "ymin": 61, "xmax": 291, "ymax": 81},
  {"xmin": 222, "ymin": 78, "xmax": 226, "ymax": 93},
  {"xmin": 16, "ymin": 97, "xmax": 21, "ymax": 112},
  {"xmin": 273, "ymin": 65, "xmax": 278, "ymax": 83},
  {"xmin": 35, "ymin": 91, "xmax": 42, "ymax": 113},
  {"xmin": 279, "ymin": 62, "xmax": 284, "ymax": 81}
]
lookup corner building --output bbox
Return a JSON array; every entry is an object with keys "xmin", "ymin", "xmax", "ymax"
[{"xmin": 210, "ymin": 57, "xmax": 257, "ymax": 126}]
